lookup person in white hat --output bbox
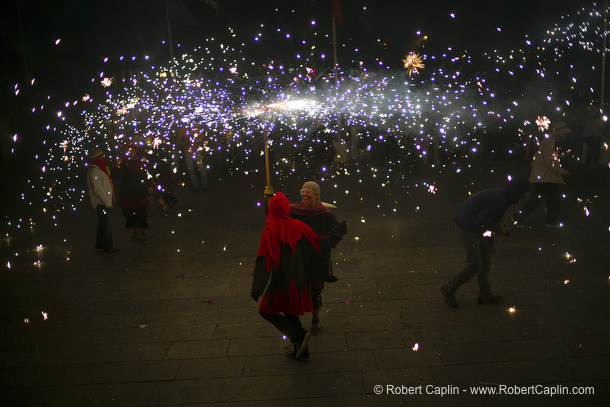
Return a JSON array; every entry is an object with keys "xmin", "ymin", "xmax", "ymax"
[
  {"xmin": 87, "ymin": 148, "xmax": 119, "ymax": 254},
  {"xmin": 512, "ymin": 122, "xmax": 572, "ymax": 228}
]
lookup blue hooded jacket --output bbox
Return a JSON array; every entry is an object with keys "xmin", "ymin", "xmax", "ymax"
[{"xmin": 453, "ymin": 176, "xmax": 530, "ymax": 236}]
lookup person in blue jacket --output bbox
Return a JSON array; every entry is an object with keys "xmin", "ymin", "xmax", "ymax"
[{"xmin": 440, "ymin": 176, "xmax": 530, "ymax": 308}]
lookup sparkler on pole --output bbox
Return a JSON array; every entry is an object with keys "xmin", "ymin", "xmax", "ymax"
[{"xmin": 262, "ymin": 108, "xmax": 274, "ymax": 201}]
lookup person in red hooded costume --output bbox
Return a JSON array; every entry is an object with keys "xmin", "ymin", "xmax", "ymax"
[{"xmin": 251, "ymin": 192, "xmax": 347, "ymax": 361}]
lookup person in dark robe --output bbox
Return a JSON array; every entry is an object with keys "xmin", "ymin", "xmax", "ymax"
[
  {"xmin": 252, "ymin": 192, "xmax": 346, "ymax": 361},
  {"xmin": 112, "ymin": 143, "xmax": 151, "ymax": 244},
  {"xmin": 289, "ymin": 181, "xmax": 341, "ymax": 335}
]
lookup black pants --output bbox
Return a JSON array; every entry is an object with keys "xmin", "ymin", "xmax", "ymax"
[
  {"xmin": 95, "ymin": 204, "xmax": 113, "ymax": 250},
  {"xmin": 259, "ymin": 309, "xmax": 307, "ymax": 344},
  {"xmin": 121, "ymin": 207, "xmax": 148, "ymax": 229},
  {"xmin": 514, "ymin": 182, "xmax": 561, "ymax": 225}
]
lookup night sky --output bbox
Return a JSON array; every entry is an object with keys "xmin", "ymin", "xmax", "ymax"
[{"xmin": 1, "ymin": 0, "xmax": 577, "ymax": 96}]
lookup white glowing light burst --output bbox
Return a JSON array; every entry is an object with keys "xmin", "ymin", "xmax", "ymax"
[
  {"xmin": 483, "ymin": 230, "xmax": 493, "ymax": 238},
  {"xmin": 100, "ymin": 77, "xmax": 113, "ymax": 87},
  {"xmin": 41, "ymin": 311, "xmax": 48, "ymax": 320},
  {"xmin": 536, "ymin": 116, "xmax": 551, "ymax": 132},
  {"xmin": 412, "ymin": 343, "xmax": 419, "ymax": 351},
  {"xmin": 403, "ymin": 52, "xmax": 425, "ymax": 78},
  {"xmin": 509, "ymin": 306, "xmax": 516, "ymax": 313}
]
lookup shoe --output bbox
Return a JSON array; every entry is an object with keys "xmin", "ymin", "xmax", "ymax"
[
  {"xmin": 477, "ymin": 294, "xmax": 504, "ymax": 304},
  {"xmin": 286, "ymin": 345, "xmax": 309, "ymax": 361},
  {"xmin": 94, "ymin": 246, "xmax": 104, "ymax": 253},
  {"xmin": 440, "ymin": 284, "xmax": 458, "ymax": 309},
  {"xmin": 102, "ymin": 247, "xmax": 120, "ymax": 254},
  {"xmin": 295, "ymin": 332, "xmax": 310, "ymax": 358},
  {"xmin": 311, "ymin": 319, "xmax": 321, "ymax": 336},
  {"xmin": 511, "ymin": 217, "xmax": 525, "ymax": 229}
]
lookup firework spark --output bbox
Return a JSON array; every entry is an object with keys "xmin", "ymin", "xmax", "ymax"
[
  {"xmin": 536, "ymin": 116, "xmax": 551, "ymax": 132},
  {"xmin": 403, "ymin": 53, "xmax": 425, "ymax": 78}
]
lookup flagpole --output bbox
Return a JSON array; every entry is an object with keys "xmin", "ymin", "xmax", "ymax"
[
  {"xmin": 164, "ymin": 0, "xmax": 175, "ymax": 61},
  {"xmin": 602, "ymin": 0, "xmax": 608, "ymax": 112},
  {"xmin": 332, "ymin": 18, "xmax": 338, "ymax": 70}
]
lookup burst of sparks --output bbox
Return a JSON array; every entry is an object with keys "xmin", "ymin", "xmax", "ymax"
[
  {"xmin": 402, "ymin": 53, "xmax": 425, "ymax": 78},
  {"xmin": 536, "ymin": 116, "xmax": 551, "ymax": 132}
]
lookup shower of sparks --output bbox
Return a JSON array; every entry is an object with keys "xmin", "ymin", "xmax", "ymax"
[
  {"xmin": 536, "ymin": 116, "xmax": 551, "ymax": 132},
  {"xmin": 100, "ymin": 77, "xmax": 113, "ymax": 87},
  {"xmin": 0, "ymin": 1, "xmax": 604, "ymax": 260},
  {"xmin": 402, "ymin": 53, "xmax": 425, "ymax": 78}
]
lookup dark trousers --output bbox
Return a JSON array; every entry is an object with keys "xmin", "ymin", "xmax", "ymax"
[
  {"xmin": 584, "ymin": 137, "xmax": 601, "ymax": 166},
  {"xmin": 446, "ymin": 226, "xmax": 492, "ymax": 296},
  {"xmin": 95, "ymin": 204, "xmax": 113, "ymax": 250},
  {"xmin": 514, "ymin": 182, "xmax": 560, "ymax": 225},
  {"xmin": 259, "ymin": 309, "xmax": 307, "ymax": 344},
  {"xmin": 121, "ymin": 207, "xmax": 148, "ymax": 229}
]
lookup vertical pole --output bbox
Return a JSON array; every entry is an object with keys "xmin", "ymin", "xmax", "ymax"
[
  {"xmin": 602, "ymin": 0, "xmax": 608, "ymax": 112},
  {"xmin": 264, "ymin": 132, "xmax": 271, "ymax": 188},
  {"xmin": 16, "ymin": 1, "xmax": 31, "ymax": 104},
  {"xmin": 332, "ymin": 18, "xmax": 338, "ymax": 70},
  {"xmin": 165, "ymin": 0, "xmax": 175, "ymax": 61}
]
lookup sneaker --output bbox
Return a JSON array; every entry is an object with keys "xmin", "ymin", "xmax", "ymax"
[
  {"xmin": 102, "ymin": 247, "xmax": 120, "ymax": 254},
  {"xmin": 94, "ymin": 245, "xmax": 104, "ymax": 253},
  {"xmin": 511, "ymin": 217, "xmax": 525, "ymax": 229},
  {"xmin": 440, "ymin": 284, "xmax": 458, "ymax": 309},
  {"xmin": 477, "ymin": 294, "xmax": 504, "ymax": 304}
]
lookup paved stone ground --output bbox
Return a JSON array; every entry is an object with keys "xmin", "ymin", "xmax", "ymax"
[{"xmin": 1, "ymin": 159, "xmax": 609, "ymax": 406}]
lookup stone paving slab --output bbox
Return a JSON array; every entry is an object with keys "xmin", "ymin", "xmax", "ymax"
[{"xmin": 1, "ymin": 163, "xmax": 609, "ymax": 406}]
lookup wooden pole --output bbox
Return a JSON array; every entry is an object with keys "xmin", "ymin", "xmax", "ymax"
[{"xmin": 264, "ymin": 132, "xmax": 271, "ymax": 188}]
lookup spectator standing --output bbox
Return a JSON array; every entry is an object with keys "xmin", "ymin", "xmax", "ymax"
[{"xmin": 87, "ymin": 148, "xmax": 118, "ymax": 254}]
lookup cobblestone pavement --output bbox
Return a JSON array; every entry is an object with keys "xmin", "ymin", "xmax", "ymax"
[{"xmin": 1, "ymin": 160, "xmax": 609, "ymax": 406}]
